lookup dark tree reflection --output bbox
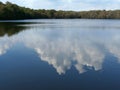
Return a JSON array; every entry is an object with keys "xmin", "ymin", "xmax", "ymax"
[{"xmin": 0, "ymin": 22, "xmax": 28, "ymax": 37}]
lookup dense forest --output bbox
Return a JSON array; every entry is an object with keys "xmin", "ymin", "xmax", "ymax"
[{"xmin": 0, "ymin": 1, "xmax": 120, "ymax": 20}]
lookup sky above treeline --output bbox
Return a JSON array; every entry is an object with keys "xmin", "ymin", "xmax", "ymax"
[{"xmin": 1, "ymin": 0, "xmax": 120, "ymax": 11}]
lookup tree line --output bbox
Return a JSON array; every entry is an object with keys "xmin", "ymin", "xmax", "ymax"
[{"xmin": 0, "ymin": 1, "xmax": 120, "ymax": 20}]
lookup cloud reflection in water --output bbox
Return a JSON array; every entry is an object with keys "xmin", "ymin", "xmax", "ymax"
[{"xmin": 0, "ymin": 25, "xmax": 120, "ymax": 75}]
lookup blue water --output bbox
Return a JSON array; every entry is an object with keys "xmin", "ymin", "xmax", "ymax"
[{"xmin": 0, "ymin": 19, "xmax": 120, "ymax": 90}]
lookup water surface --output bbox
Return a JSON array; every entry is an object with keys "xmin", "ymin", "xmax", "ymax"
[{"xmin": 0, "ymin": 19, "xmax": 120, "ymax": 90}]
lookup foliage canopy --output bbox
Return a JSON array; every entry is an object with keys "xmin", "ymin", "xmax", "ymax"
[{"xmin": 0, "ymin": 1, "xmax": 120, "ymax": 20}]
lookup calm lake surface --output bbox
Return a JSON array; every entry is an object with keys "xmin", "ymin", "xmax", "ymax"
[{"xmin": 0, "ymin": 19, "xmax": 120, "ymax": 90}]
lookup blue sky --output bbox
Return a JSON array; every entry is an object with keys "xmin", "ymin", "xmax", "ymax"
[{"xmin": 1, "ymin": 0, "xmax": 120, "ymax": 11}]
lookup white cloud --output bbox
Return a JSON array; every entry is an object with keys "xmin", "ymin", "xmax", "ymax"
[
  {"xmin": 21, "ymin": 27, "xmax": 105, "ymax": 75},
  {"xmin": 1, "ymin": 0, "xmax": 120, "ymax": 10},
  {"xmin": 107, "ymin": 37, "xmax": 120, "ymax": 63},
  {"xmin": 0, "ymin": 36, "xmax": 14, "ymax": 55},
  {"xmin": 19, "ymin": 22, "xmax": 120, "ymax": 74},
  {"xmin": 1, "ymin": 20, "xmax": 120, "ymax": 75}
]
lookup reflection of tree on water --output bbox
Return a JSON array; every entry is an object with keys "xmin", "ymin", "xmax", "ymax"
[{"xmin": 0, "ymin": 22, "xmax": 28, "ymax": 37}]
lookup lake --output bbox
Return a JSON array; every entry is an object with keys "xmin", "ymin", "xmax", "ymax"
[{"xmin": 0, "ymin": 19, "xmax": 120, "ymax": 90}]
